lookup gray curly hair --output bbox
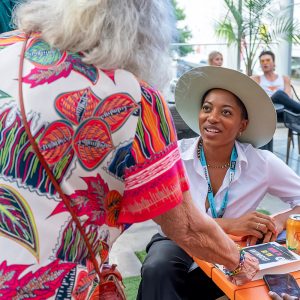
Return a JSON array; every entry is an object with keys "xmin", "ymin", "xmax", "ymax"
[{"xmin": 13, "ymin": 0, "xmax": 176, "ymax": 90}]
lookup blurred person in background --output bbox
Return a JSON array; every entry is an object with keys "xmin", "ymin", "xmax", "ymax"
[
  {"xmin": 252, "ymin": 50, "xmax": 300, "ymax": 115},
  {"xmin": 208, "ymin": 50, "xmax": 223, "ymax": 67},
  {"xmin": 0, "ymin": 0, "xmax": 258, "ymax": 298}
]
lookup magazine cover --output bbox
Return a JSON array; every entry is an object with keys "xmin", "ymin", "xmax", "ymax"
[
  {"xmin": 216, "ymin": 242, "xmax": 300, "ymax": 280},
  {"xmin": 244, "ymin": 242, "xmax": 298, "ymax": 266}
]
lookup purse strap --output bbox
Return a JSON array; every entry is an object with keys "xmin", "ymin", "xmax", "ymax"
[{"xmin": 18, "ymin": 33, "xmax": 101, "ymax": 280}]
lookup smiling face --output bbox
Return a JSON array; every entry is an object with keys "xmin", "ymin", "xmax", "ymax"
[{"xmin": 199, "ymin": 89, "xmax": 248, "ymax": 147}]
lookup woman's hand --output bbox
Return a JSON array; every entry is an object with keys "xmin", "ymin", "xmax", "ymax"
[
  {"xmin": 269, "ymin": 291, "xmax": 299, "ymax": 300},
  {"xmin": 223, "ymin": 211, "xmax": 276, "ymax": 238},
  {"xmin": 247, "ymin": 216, "xmax": 284, "ymax": 245},
  {"xmin": 228, "ymin": 252, "xmax": 259, "ymax": 285},
  {"xmin": 262, "ymin": 217, "xmax": 284, "ymax": 243}
]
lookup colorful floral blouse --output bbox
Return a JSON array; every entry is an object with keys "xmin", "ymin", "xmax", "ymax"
[{"xmin": 0, "ymin": 31, "xmax": 189, "ymax": 299}]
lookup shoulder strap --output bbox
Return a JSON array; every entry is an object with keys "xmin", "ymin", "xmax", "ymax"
[{"xmin": 18, "ymin": 33, "xmax": 101, "ymax": 279}]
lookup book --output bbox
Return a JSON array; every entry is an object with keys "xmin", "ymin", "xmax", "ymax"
[{"xmin": 216, "ymin": 242, "xmax": 300, "ymax": 281}]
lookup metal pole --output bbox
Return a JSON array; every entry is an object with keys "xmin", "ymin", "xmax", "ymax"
[
  {"xmin": 287, "ymin": 0, "xmax": 294, "ymax": 75},
  {"xmin": 278, "ymin": 0, "xmax": 294, "ymax": 76},
  {"xmin": 237, "ymin": 0, "xmax": 242, "ymax": 70}
]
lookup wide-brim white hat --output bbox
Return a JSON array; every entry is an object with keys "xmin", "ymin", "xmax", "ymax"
[{"xmin": 175, "ymin": 66, "xmax": 276, "ymax": 148}]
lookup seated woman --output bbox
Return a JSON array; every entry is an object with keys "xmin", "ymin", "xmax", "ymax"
[
  {"xmin": 137, "ymin": 66, "xmax": 300, "ymax": 300},
  {"xmin": 208, "ymin": 50, "xmax": 223, "ymax": 67}
]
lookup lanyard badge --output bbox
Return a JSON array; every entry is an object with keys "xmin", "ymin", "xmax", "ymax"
[{"xmin": 198, "ymin": 140, "xmax": 238, "ymax": 218}]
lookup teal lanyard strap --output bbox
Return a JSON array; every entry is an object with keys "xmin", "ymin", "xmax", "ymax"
[{"xmin": 199, "ymin": 141, "xmax": 237, "ymax": 218}]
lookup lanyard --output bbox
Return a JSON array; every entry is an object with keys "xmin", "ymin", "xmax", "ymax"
[{"xmin": 199, "ymin": 141, "xmax": 238, "ymax": 218}]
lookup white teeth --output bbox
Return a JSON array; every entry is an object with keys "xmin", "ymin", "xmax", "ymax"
[{"xmin": 206, "ymin": 128, "xmax": 220, "ymax": 133}]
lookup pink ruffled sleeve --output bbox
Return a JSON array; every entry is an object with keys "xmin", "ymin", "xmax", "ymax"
[{"xmin": 118, "ymin": 82, "xmax": 189, "ymax": 223}]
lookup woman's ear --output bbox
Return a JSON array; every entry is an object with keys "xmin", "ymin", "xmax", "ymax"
[{"xmin": 240, "ymin": 119, "xmax": 249, "ymax": 133}]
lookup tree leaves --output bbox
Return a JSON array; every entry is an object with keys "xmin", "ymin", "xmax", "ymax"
[{"xmin": 216, "ymin": 0, "xmax": 300, "ymax": 75}]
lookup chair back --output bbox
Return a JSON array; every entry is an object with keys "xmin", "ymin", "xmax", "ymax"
[
  {"xmin": 168, "ymin": 103, "xmax": 198, "ymax": 139},
  {"xmin": 283, "ymin": 109, "xmax": 300, "ymax": 132},
  {"xmin": 291, "ymin": 84, "xmax": 300, "ymax": 101}
]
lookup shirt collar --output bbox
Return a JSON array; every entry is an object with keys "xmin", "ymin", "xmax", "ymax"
[
  {"xmin": 179, "ymin": 136, "xmax": 249, "ymax": 167},
  {"xmin": 234, "ymin": 140, "xmax": 248, "ymax": 167},
  {"xmin": 178, "ymin": 137, "xmax": 199, "ymax": 161}
]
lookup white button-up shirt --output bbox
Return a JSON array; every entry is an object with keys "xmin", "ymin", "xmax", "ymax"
[{"xmin": 179, "ymin": 137, "xmax": 300, "ymax": 218}]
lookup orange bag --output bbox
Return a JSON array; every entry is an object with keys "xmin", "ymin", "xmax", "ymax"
[{"xmin": 98, "ymin": 265, "xmax": 126, "ymax": 300}]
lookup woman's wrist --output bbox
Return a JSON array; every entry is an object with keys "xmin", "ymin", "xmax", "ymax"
[
  {"xmin": 223, "ymin": 246, "xmax": 246, "ymax": 276},
  {"xmin": 228, "ymin": 252, "xmax": 259, "ymax": 285},
  {"xmin": 216, "ymin": 218, "xmax": 233, "ymax": 235}
]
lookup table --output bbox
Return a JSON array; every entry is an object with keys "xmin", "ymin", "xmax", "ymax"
[
  {"xmin": 194, "ymin": 239, "xmax": 300, "ymax": 300},
  {"xmin": 235, "ymin": 275, "xmax": 300, "ymax": 300},
  {"xmin": 260, "ymin": 103, "xmax": 285, "ymax": 152},
  {"xmin": 194, "ymin": 259, "xmax": 300, "ymax": 299},
  {"xmin": 234, "ymin": 271, "xmax": 300, "ymax": 300}
]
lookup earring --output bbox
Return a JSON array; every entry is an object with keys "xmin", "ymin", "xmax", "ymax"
[{"xmin": 239, "ymin": 132, "xmax": 242, "ymax": 137}]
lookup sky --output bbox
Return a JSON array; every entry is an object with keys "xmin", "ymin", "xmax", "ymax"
[
  {"xmin": 177, "ymin": 0, "xmax": 300, "ymax": 44},
  {"xmin": 176, "ymin": 0, "xmax": 227, "ymax": 63},
  {"xmin": 177, "ymin": 0, "xmax": 224, "ymax": 45}
]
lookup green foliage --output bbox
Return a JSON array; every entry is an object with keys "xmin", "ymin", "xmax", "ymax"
[
  {"xmin": 135, "ymin": 250, "xmax": 147, "ymax": 263},
  {"xmin": 171, "ymin": 0, "xmax": 193, "ymax": 57},
  {"xmin": 123, "ymin": 250, "xmax": 147, "ymax": 299},
  {"xmin": 172, "ymin": 0, "xmax": 186, "ymax": 20},
  {"xmin": 124, "ymin": 276, "xmax": 141, "ymax": 300},
  {"xmin": 216, "ymin": 0, "xmax": 300, "ymax": 75}
]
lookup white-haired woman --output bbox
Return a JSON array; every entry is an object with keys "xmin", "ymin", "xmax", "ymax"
[{"xmin": 0, "ymin": 1, "xmax": 258, "ymax": 298}]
